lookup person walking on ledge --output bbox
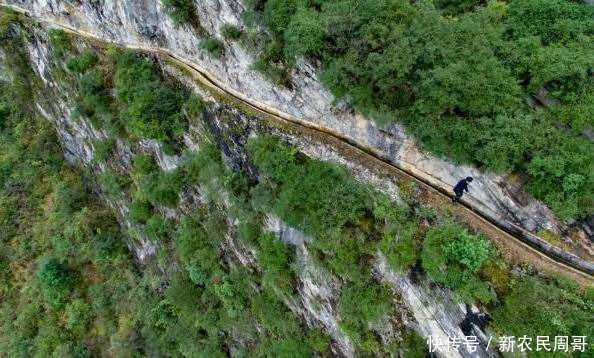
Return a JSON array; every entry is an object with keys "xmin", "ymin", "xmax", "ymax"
[{"xmin": 452, "ymin": 177, "xmax": 473, "ymax": 203}]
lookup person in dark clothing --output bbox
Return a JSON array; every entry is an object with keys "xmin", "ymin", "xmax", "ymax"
[{"xmin": 452, "ymin": 177, "xmax": 473, "ymax": 203}]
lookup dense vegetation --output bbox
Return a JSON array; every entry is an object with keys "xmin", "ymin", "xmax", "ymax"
[
  {"xmin": 248, "ymin": 135, "xmax": 496, "ymax": 302},
  {"xmin": 246, "ymin": 136, "xmax": 593, "ymax": 355},
  {"xmin": 162, "ymin": 0, "xmax": 198, "ymax": 27},
  {"xmin": 49, "ymin": 34, "xmax": 194, "ymax": 154},
  {"xmin": 1, "ymin": 13, "xmax": 143, "ymax": 354},
  {"xmin": 244, "ymin": 0, "xmax": 594, "ymax": 221},
  {"xmin": 0, "ymin": 12, "xmax": 332, "ymax": 356},
  {"xmin": 492, "ymin": 276, "xmax": 594, "ymax": 346},
  {"xmin": 1, "ymin": 9, "xmax": 592, "ymax": 357},
  {"xmin": 221, "ymin": 23, "xmax": 243, "ymax": 40}
]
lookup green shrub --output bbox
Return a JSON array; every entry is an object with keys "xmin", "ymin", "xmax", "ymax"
[
  {"xmin": 162, "ymin": 0, "xmax": 197, "ymax": 26},
  {"xmin": 183, "ymin": 93, "xmax": 205, "ymax": 118},
  {"xmin": 421, "ymin": 223, "xmax": 495, "ymax": 303},
  {"xmin": 113, "ymin": 51, "xmax": 188, "ymax": 143},
  {"xmin": 339, "ymin": 281, "xmax": 393, "ymax": 350},
  {"xmin": 399, "ymin": 331, "xmax": 428, "ymax": 358},
  {"xmin": 380, "ymin": 226, "xmax": 418, "ymax": 273},
  {"xmin": 65, "ymin": 299, "xmax": 91, "ymax": 336},
  {"xmin": 492, "ymin": 276, "xmax": 594, "ymax": 356},
  {"xmin": 248, "ymin": 136, "xmax": 368, "ymax": 239},
  {"xmin": 145, "ymin": 215, "xmax": 173, "ymax": 242},
  {"xmin": 264, "ymin": 337, "xmax": 312, "ymax": 357},
  {"xmin": 66, "ymin": 51, "xmax": 98, "ymax": 74},
  {"xmin": 37, "ymin": 258, "xmax": 74, "ymax": 306},
  {"xmin": 257, "ymin": 233, "xmax": 294, "ymax": 293},
  {"xmin": 47, "ymin": 29, "xmax": 71, "ymax": 58},
  {"xmin": 175, "ymin": 216, "xmax": 222, "ymax": 286},
  {"xmin": 435, "ymin": 0, "xmax": 483, "ymax": 15},
  {"xmin": 92, "ymin": 138, "xmax": 116, "ymax": 163},
  {"xmin": 37, "ymin": 258, "xmax": 72, "ymax": 290},
  {"xmin": 98, "ymin": 169, "xmax": 128, "ymax": 199},
  {"xmin": 251, "ymin": 38, "xmax": 292, "ymax": 86},
  {"xmin": 507, "ymin": 0, "xmax": 594, "ymax": 44},
  {"xmin": 221, "ymin": 24, "xmax": 242, "ymax": 40},
  {"xmin": 166, "ymin": 272, "xmax": 201, "ymax": 318},
  {"xmin": 263, "ymin": 0, "xmax": 298, "ymax": 35},
  {"xmin": 199, "ymin": 38, "xmax": 224, "ymax": 58},
  {"xmin": 129, "ymin": 197, "xmax": 153, "ymax": 224},
  {"xmin": 526, "ymin": 132, "xmax": 593, "ymax": 221},
  {"xmin": 283, "ymin": 7, "xmax": 325, "ymax": 61},
  {"xmin": 181, "ymin": 145, "xmax": 227, "ymax": 203},
  {"xmin": 143, "ymin": 170, "xmax": 183, "ymax": 207},
  {"xmin": 75, "ymin": 69, "xmax": 113, "ymax": 128},
  {"xmin": 132, "ymin": 153, "xmax": 158, "ymax": 177}
]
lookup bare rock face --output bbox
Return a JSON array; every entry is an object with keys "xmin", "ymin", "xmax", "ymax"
[
  {"xmin": 376, "ymin": 254, "xmax": 497, "ymax": 358},
  {"xmin": 2, "ymin": 0, "xmax": 575, "ymax": 242}
]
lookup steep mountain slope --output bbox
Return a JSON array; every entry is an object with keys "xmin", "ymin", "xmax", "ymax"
[
  {"xmin": 1, "ymin": 4, "xmax": 593, "ymax": 358},
  {"xmin": 3, "ymin": 0, "xmax": 592, "ymax": 255}
]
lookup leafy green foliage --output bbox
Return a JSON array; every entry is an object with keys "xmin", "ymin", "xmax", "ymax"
[
  {"xmin": 283, "ymin": 7, "xmax": 325, "ymax": 61},
  {"xmin": 435, "ymin": 0, "xmax": 483, "ymax": 16},
  {"xmin": 64, "ymin": 299, "xmax": 91, "ymax": 337},
  {"xmin": 145, "ymin": 170, "xmax": 183, "ymax": 207},
  {"xmin": 257, "ymin": 233, "xmax": 294, "ymax": 293},
  {"xmin": 200, "ymin": 37, "xmax": 224, "ymax": 58},
  {"xmin": 162, "ymin": 0, "xmax": 198, "ymax": 26},
  {"xmin": 374, "ymin": 195, "xmax": 421, "ymax": 272},
  {"xmin": 36, "ymin": 258, "xmax": 74, "ymax": 306},
  {"xmin": 491, "ymin": 276, "xmax": 594, "ymax": 356},
  {"xmin": 77, "ymin": 68, "xmax": 112, "ymax": 124},
  {"xmin": 66, "ymin": 50, "xmax": 98, "ymax": 74},
  {"xmin": 60, "ymin": 48, "xmax": 193, "ymax": 148},
  {"xmin": 129, "ymin": 196, "xmax": 153, "ymax": 224},
  {"xmin": 263, "ymin": 0, "xmax": 298, "ymax": 35},
  {"xmin": 129, "ymin": 153, "xmax": 184, "ymax": 208},
  {"xmin": 526, "ymin": 132, "xmax": 593, "ymax": 220},
  {"xmin": 506, "ymin": 0, "xmax": 594, "ymax": 45},
  {"xmin": 250, "ymin": 0, "xmax": 594, "ymax": 220},
  {"xmin": 92, "ymin": 138, "xmax": 116, "ymax": 163},
  {"xmin": 251, "ymin": 44, "xmax": 292, "ymax": 86},
  {"xmin": 114, "ymin": 51, "xmax": 188, "ymax": 143},
  {"xmin": 47, "ymin": 28, "xmax": 72, "ymax": 59},
  {"xmin": 248, "ymin": 136, "xmax": 368, "ymax": 239},
  {"xmin": 98, "ymin": 169, "xmax": 129, "ymax": 199},
  {"xmin": 221, "ymin": 23, "xmax": 242, "ymax": 40},
  {"xmin": 399, "ymin": 330, "xmax": 429, "ymax": 357},
  {"xmin": 422, "ymin": 223, "xmax": 495, "ymax": 303},
  {"xmin": 339, "ymin": 281, "xmax": 393, "ymax": 351}
]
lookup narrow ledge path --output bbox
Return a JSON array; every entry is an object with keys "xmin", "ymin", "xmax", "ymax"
[{"xmin": 3, "ymin": 3, "xmax": 592, "ymax": 286}]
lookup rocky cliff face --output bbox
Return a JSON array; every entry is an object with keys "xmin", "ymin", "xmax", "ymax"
[
  {"xmin": 4, "ymin": 0, "xmax": 589, "ymax": 251},
  {"xmin": 3, "ymin": 2, "xmax": 592, "ymax": 357},
  {"xmin": 1, "ymin": 14, "xmax": 507, "ymax": 356}
]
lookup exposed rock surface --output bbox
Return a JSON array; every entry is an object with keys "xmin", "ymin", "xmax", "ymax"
[
  {"xmin": 377, "ymin": 254, "xmax": 496, "ymax": 358},
  {"xmin": 2, "ymin": 0, "xmax": 580, "ymax": 245}
]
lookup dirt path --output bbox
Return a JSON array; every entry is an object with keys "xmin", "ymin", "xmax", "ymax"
[{"xmin": 4, "ymin": 3, "xmax": 592, "ymax": 286}]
